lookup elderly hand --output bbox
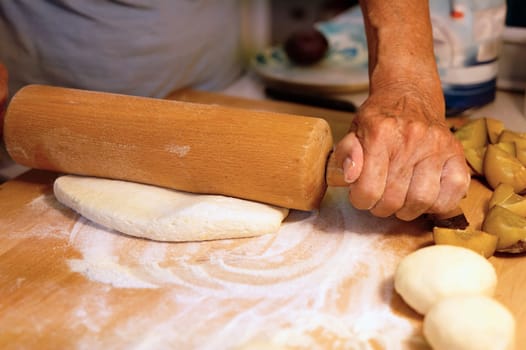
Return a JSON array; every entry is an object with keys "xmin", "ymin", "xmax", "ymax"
[
  {"xmin": 0, "ymin": 63, "xmax": 7, "ymax": 134},
  {"xmin": 334, "ymin": 82, "xmax": 470, "ymax": 221}
]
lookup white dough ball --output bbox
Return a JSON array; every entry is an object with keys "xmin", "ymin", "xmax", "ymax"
[
  {"xmin": 423, "ymin": 295, "xmax": 515, "ymax": 350},
  {"xmin": 394, "ymin": 245, "xmax": 497, "ymax": 314}
]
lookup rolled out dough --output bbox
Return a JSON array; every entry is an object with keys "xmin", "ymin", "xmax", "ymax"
[{"xmin": 54, "ymin": 175, "xmax": 289, "ymax": 242}]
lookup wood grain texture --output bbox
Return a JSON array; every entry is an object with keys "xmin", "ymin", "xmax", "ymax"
[
  {"xmin": 1, "ymin": 170, "xmax": 435, "ymax": 349},
  {"xmin": 166, "ymin": 88, "xmax": 355, "ymax": 143},
  {"xmin": 1, "ymin": 172, "xmax": 524, "ymax": 349},
  {"xmin": 4, "ymin": 85, "xmax": 338, "ymax": 210},
  {"xmin": 1, "ymin": 91, "xmax": 524, "ymax": 349}
]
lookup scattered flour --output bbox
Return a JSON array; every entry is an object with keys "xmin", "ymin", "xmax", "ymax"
[
  {"xmin": 7, "ymin": 188, "xmax": 430, "ymax": 349},
  {"xmin": 164, "ymin": 144, "xmax": 190, "ymax": 157}
]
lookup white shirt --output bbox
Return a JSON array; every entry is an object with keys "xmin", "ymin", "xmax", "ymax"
[{"xmin": 0, "ymin": 0, "xmax": 243, "ymax": 98}]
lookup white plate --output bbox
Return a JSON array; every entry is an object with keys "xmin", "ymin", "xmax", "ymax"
[
  {"xmin": 251, "ymin": 6, "xmax": 369, "ymax": 94},
  {"xmin": 251, "ymin": 46, "xmax": 369, "ymax": 94}
]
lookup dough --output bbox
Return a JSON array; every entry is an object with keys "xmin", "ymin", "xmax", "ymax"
[
  {"xmin": 394, "ymin": 245, "xmax": 497, "ymax": 315},
  {"xmin": 54, "ymin": 175, "xmax": 289, "ymax": 242},
  {"xmin": 423, "ymin": 295, "xmax": 516, "ymax": 350}
]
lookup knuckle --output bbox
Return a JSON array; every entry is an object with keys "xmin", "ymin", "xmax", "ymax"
[
  {"xmin": 410, "ymin": 191, "xmax": 435, "ymax": 208},
  {"xmin": 406, "ymin": 195, "xmax": 434, "ymax": 216},
  {"xmin": 371, "ymin": 195, "xmax": 404, "ymax": 218},
  {"xmin": 349, "ymin": 185, "xmax": 381, "ymax": 211},
  {"xmin": 395, "ymin": 209, "xmax": 420, "ymax": 222},
  {"xmin": 445, "ymin": 164, "xmax": 471, "ymax": 192},
  {"xmin": 397, "ymin": 188, "xmax": 436, "ymax": 220},
  {"xmin": 407, "ymin": 121, "xmax": 427, "ymax": 138},
  {"xmin": 370, "ymin": 207, "xmax": 395, "ymax": 218}
]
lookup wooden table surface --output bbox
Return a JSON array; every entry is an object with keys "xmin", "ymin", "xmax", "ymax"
[{"xmin": 0, "ymin": 90, "xmax": 524, "ymax": 349}]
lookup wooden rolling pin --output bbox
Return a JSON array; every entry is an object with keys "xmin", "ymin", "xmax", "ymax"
[{"xmin": 4, "ymin": 85, "xmax": 348, "ymax": 211}]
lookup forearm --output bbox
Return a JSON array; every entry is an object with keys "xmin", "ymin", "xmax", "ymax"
[
  {"xmin": 359, "ymin": 0, "xmax": 443, "ymax": 111},
  {"xmin": 335, "ymin": 1, "xmax": 469, "ymax": 220}
]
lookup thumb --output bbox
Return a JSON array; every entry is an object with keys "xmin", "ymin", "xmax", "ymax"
[{"xmin": 335, "ymin": 132, "xmax": 363, "ymax": 184}]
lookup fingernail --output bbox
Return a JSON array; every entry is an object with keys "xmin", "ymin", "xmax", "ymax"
[{"xmin": 343, "ymin": 157, "xmax": 355, "ymax": 183}]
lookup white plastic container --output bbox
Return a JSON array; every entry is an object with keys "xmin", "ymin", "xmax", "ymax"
[
  {"xmin": 430, "ymin": 0, "xmax": 507, "ymax": 115},
  {"xmin": 497, "ymin": 26, "xmax": 526, "ymax": 91}
]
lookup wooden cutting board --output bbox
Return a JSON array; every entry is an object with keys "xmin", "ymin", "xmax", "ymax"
[{"xmin": 0, "ymin": 90, "xmax": 524, "ymax": 349}]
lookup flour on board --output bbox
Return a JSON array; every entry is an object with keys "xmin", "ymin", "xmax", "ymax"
[
  {"xmin": 164, "ymin": 144, "xmax": 190, "ymax": 157},
  {"xmin": 8, "ymin": 188, "xmax": 430, "ymax": 349}
]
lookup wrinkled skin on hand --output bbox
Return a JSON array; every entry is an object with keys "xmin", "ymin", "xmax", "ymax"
[
  {"xmin": 0, "ymin": 63, "xmax": 7, "ymax": 136},
  {"xmin": 334, "ymin": 84, "xmax": 470, "ymax": 221}
]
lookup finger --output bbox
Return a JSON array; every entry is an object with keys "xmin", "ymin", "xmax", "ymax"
[
  {"xmin": 335, "ymin": 132, "xmax": 363, "ymax": 183},
  {"xmin": 370, "ymin": 158, "xmax": 414, "ymax": 218},
  {"xmin": 428, "ymin": 156, "xmax": 471, "ymax": 215},
  {"xmin": 395, "ymin": 157, "xmax": 443, "ymax": 221},
  {"xmin": 348, "ymin": 142, "xmax": 389, "ymax": 210}
]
